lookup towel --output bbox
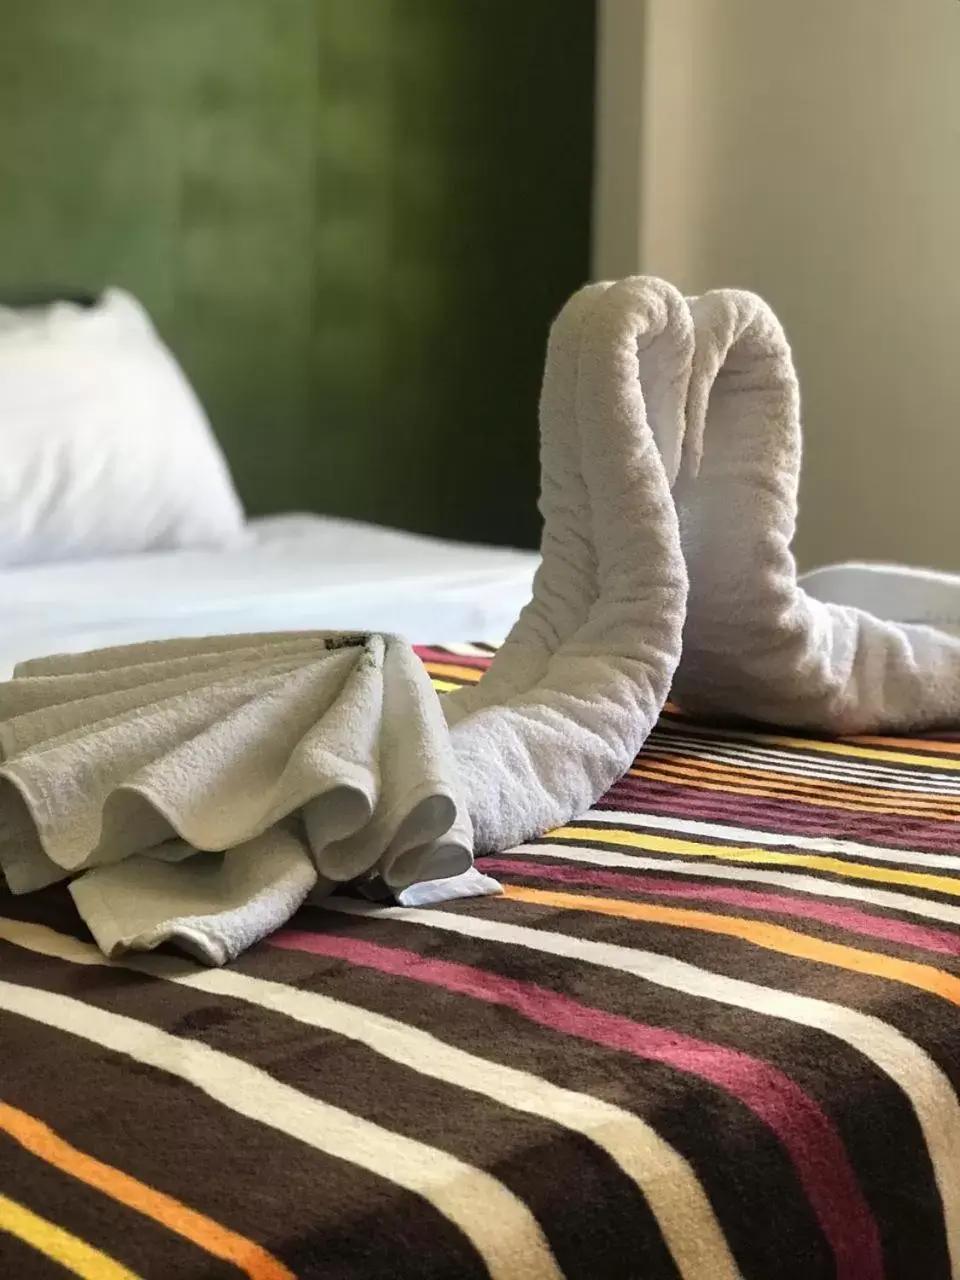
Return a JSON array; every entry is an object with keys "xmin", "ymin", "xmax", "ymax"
[
  {"xmin": 669, "ymin": 287, "xmax": 960, "ymax": 733},
  {"xmin": 0, "ymin": 631, "xmax": 474, "ymax": 963},
  {"xmin": 444, "ymin": 277, "xmax": 690, "ymax": 850},
  {"xmin": 800, "ymin": 561, "xmax": 960, "ymax": 640}
]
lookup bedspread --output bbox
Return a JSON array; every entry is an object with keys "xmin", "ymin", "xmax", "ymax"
[{"xmin": 2, "ymin": 645, "xmax": 960, "ymax": 1279}]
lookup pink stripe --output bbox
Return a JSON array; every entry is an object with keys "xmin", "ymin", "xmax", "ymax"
[
  {"xmin": 483, "ymin": 857, "xmax": 960, "ymax": 957},
  {"xmin": 270, "ymin": 926, "xmax": 882, "ymax": 1279}
]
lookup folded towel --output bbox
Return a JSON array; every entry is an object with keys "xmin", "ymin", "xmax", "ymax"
[
  {"xmin": 0, "ymin": 631, "xmax": 474, "ymax": 962},
  {"xmin": 444, "ymin": 277, "xmax": 690, "ymax": 850},
  {"xmin": 670, "ymin": 288, "xmax": 960, "ymax": 733}
]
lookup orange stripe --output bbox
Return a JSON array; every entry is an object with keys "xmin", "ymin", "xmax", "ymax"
[
  {"xmin": 0, "ymin": 1102, "xmax": 295, "ymax": 1280},
  {"xmin": 502, "ymin": 885, "xmax": 960, "ymax": 1005},
  {"xmin": 422, "ymin": 662, "xmax": 484, "ymax": 683},
  {"xmin": 546, "ymin": 824, "xmax": 960, "ymax": 898},
  {"xmin": 628, "ymin": 761, "xmax": 960, "ymax": 821},
  {"xmin": 639, "ymin": 751, "xmax": 960, "ymax": 814}
]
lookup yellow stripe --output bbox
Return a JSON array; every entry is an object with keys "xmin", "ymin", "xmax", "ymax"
[
  {"xmin": 422, "ymin": 662, "xmax": 484, "ymax": 683},
  {"xmin": 628, "ymin": 761, "xmax": 960, "ymax": 821},
  {"xmin": 0, "ymin": 1103, "xmax": 294, "ymax": 1280},
  {"xmin": 503, "ymin": 885, "xmax": 960, "ymax": 1005},
  {"xmin": 0, "ymin": 1191, "xmax": 140, "ymax": 1280},
  {"xmin": 664, "ymin": 720, "xmax": 960, "ymax": 771},
  {"xmin": 850, "ymin": 735, "xmax": 960, "ymax": 756},
  {"xmin": 428, "ymin": 679, "xmax": 459, "ymax": 693},
  {"xmin": 547, "ymin": 824, "xmax": 960, "ymax": 898}
]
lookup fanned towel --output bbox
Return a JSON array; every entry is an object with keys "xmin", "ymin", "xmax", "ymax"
[
  {"xmin": 0, "ymin": 632, "xmax": 474, "ymax": 963},
  {"xmin": 445, "ymin": 277, "xmax": 689, "ymax": 849},
  {"xmin": 667, "ymin": 286, "xmax": 960, "ymax": 734}
]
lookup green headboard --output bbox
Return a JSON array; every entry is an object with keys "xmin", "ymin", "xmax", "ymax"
[{"xmin": 0, "ymin": 1, "xmax": 595, "ymax": 548}]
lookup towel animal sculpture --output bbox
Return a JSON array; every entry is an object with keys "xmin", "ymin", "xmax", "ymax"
[{"xmin": 5, "ymin": 275, "xmax": 960, "ymax": 963}]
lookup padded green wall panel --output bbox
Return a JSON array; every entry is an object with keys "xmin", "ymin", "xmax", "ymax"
[{"xmin": 0, "ymin": 1, "xmax": 595, "ymax": 546}]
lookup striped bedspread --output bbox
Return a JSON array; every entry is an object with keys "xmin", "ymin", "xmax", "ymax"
[{"xmin": 3, "ymin": 644, "xmax": 960, "ymax": 1279}]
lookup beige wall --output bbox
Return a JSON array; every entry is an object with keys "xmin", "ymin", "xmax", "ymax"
[{"xmin": 595, "ymin": 0, "xmax": 960, "ymax": 569}]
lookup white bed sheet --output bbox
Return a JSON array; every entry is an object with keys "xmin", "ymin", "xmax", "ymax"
[{"xmin": 0, "ymin": 514, "xmax": 539, "ymax": 679}]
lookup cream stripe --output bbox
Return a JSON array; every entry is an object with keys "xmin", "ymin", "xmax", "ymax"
[
  {"xmin": 0, "ymin": 919, "xmax": 738, "ymax": 1280},
  {"xmin": 0, "ymin": 1192, "xmax": 140, "ymax": 1280},
  {"xmin": 580, "ymin": 809, "xmax": 960, "ymax": 873},
  {"xmin": 509, "ymin": 843, "xmax": 960, "ymax": 928},
  {"xmin": 441, "ymin": 643, "xmax": 494, "ymax": 658},
  {"xmin": 0, "ymin": 979, "xmax": 560, "ymax": 1280},
  {"xmin": 325, "ymin": 899, "xmax": 960, "ymax": 1273}
]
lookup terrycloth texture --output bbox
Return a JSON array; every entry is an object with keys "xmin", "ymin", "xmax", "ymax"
[
  {"xmin": 671, "ymin": 288, "xmax": 960, "ymax": 733},
  {"xmin": 444, "ymin": 278, "xmax": 690, "ymax": 850},
  {"xmin": 0, "ymin": 632, "xmax": 473, "ymax": 964}
]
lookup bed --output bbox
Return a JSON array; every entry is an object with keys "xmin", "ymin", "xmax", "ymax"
[
  {"xmin": 3, "ymin": 642, "xmax": 960, "ymax": 1279},
  {"xmin": 0, "ymin": 513, "xmax": 540, "ymax": 680}
]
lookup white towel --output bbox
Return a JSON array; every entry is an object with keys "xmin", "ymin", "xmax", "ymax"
[
  {"xmin": 670, "ymin": 287, "xmax": 960, "ymax": 733},
  {"xmin": 444, "ymin": 277, "xmax": 690, "ymax": 850},
  {"xmin": 0, "ymin": 631, "xmax": 474, "ymax": 963},
  {"xmin": 800, "ymin": 562, "xmax": 960, "ymax": 640}
]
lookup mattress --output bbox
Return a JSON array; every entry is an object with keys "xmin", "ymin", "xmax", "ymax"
[
  {"xmin": 3, "ymin": 649, "xmax": 960, "ymax": 1278},
  {"xmin": 0, "ymin": 514, "xmax": 540, "ymax": 679}
]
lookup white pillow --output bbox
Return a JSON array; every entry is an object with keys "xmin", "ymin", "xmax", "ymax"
[{"xmin": 0, "ymin": 289, "xmax": 245, "ymax": 566}]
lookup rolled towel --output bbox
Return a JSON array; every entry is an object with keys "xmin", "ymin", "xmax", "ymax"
[
  {"xmin": 445, "ymin": 277, "xmax": 690, "ymax": 850},
  {"xmin": 670, "ymin": 288, "xmax": 960, "ymax": 733}
]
